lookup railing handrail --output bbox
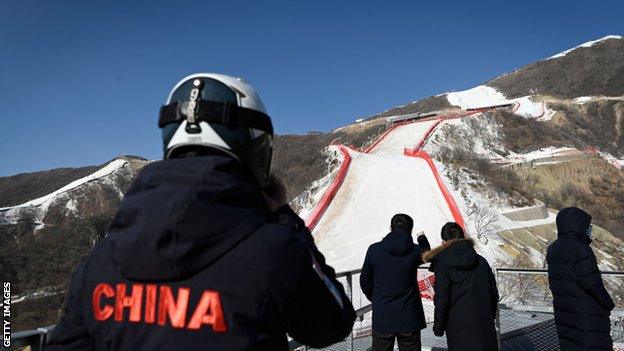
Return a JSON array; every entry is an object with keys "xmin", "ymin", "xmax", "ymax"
[
  {"xmin": 335, "ymin": 266, "xmax": 433, "ymax": 278},
  {"xmin": 11, "ymin": 325, "xmax": 55, "ymax": 351},
  {"xmin": 335, "ymin": 269, "xmax": 361, "ymax": 278},
  {"xmin": 496, "ymin": 267, "xmax": 624, "ymax": 275},
  {"xmin": 14, "ymin": 267, "xmax": 624, "ymax": 350}
]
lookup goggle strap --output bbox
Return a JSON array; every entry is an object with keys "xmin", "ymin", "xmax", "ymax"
[{"xmin": 158, "ymin": 100, "xmax": 274, "ymax": 135}]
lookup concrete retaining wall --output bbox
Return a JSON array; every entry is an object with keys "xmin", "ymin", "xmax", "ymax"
[{"xmin": 502, "ymin": 204, "xmax": 549, "ymax": 221}]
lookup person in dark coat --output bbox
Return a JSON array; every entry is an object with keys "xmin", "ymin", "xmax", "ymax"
[
  {"xmin": 547, "ymin": 207, "xmax": 615, "ymax": 351},
  {"xmin": 46, "ymin": 74, "xmax": 355, "ymax": 351},
  {"xmin": 359, "ymin": 214, "xmax": 431, "ymax": 351},
  {"xmin": 423, "ymin": 222, "xmax": 499, "ymax": 351}
]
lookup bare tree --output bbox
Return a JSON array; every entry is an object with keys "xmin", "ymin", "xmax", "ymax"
[{"xmin": 468, "ymin": 205, "xmax": 500, "ymax": 243}]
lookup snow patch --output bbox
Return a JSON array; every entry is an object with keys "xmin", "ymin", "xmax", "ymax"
[
  {"xmin": 0, "ymin": 159, "xmax": 128, "ymax": 211},
  {"xmin": 504, "ymin": 147, "xmax": 583, "ymax": 166},
  {"xmin": 598, "ymin": 150, "xmax": 624, "ymax": 170},
  {"xmin": 445, "ymin": 87, "xmax": 554, "ymax": 121},
  {"xmin": 0, "ymin": 159, "xmax": 129, "ymax": 229},
  {"xmin": 511, "ymin": 96, "xmax": 556, "ymax": 121},
  {"xmin": 573, "ymin": 96, "xmax": 593, "ymax": 104},
  {"xmin": 547, "ymin": 35, "xmax": 622, "ymax": 60},
  {"xmin": 65, "ymin": 197, "xmax": 79, "ymax": 214},
  {"xmin": 446, "ymin": 85, "xmax": 510, "ymax": 110}
]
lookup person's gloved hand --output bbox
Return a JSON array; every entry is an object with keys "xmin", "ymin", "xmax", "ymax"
[
  {"xmin": 433, "ymin": 327, "xmax": 445, "ymax": 337},
  {"xmin": 261, "ymin": 175, "xmax": 288, "ymax": 213},
  {"xmin": 416, "ymin": 231, "xmax": 431, "ymax": 251}
]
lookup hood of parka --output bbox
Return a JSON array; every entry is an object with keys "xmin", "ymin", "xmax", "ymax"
[{"xmin": 108, "ymin": 155, "xmax": 268, "ymax": 281}]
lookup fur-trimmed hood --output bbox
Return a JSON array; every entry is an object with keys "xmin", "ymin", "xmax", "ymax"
[{"xmin": 423, "ymin": 238, "xmax": 478, "ymax": 270}]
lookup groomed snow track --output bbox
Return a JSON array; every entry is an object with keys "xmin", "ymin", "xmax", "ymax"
[{"xmin": 305, "ymin": 115, "xmax": 473, "ymax": 276}]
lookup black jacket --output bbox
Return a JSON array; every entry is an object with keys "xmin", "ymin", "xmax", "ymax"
[
  {"xmin": 546, "ymin": 207, "xmax": 614, "ymax": 351},
  {"xmin": 424, "ymin": 238, "xmax": 498, "ymax": 351},
  {"xmin": 359, "ymin": 230, "xmax": 430, "ymax": 333},
  {"xmin": 47, "ymin": 155, "xmax": 355, "ymax": 351}
]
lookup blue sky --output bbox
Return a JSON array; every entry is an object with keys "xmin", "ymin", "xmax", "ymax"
[{"xmin": 1, "ymin": 0, "xmax": 623, "ymax": 176}]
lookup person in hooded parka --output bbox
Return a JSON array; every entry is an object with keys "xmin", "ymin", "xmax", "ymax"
[{"xmin": 547, "ymin": 207, "xmax": 615, "ymax": 351}]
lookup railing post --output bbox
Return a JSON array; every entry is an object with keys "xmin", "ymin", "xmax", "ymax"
[
  {"xmin": 347, "ymin": 272, "xmax": 354, "ymax": 351},
  {"xmin": 494, "ymin": 268, "xmax": 502, "ymax": 351},
  {"xmin": 349, "ymin": 326, "xmax": 354, "ymax": 351},
  {"xmin": 345, "ymin": 272, "xmax": 353, "ymax": 302}
]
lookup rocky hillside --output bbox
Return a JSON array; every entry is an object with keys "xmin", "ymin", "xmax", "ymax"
[
  {"xmin": 488, "ymin": 35, "xmax": 624, "ymax": 98},
  {"xmin": 1, "ymin": 156, "xmax": 148, "ymax": 330},
  {"xmin": 367, "ymin": 35, "xmax": 624, "ymax": 120}
]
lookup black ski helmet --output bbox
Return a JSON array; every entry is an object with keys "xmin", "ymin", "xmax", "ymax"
[{"xmin": 158, "ymin": 73, "xmax": 274, "ymax": 188}]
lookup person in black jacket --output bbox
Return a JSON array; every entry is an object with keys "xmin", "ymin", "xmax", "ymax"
[
  {"xmin": 547, "ymin": 207, "xmax": 615, "ymax": 351},
  {"xmin": 359, "ymin": 214, "xmax": 431, "ymax": 351},
  {"xmin": 423, "ymin": 222, "xmax": 499, "ymax": 351},
  {"xmin": 46, "ymin": 73, "xmax": 355, "ymax": 350}
]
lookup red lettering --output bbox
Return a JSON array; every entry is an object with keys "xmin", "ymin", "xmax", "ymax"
[
  {"xmin": 187, "ymin": 290, "xmax": 227, "ymax": 332},
  {"xmin": 115, "ymin": 284, "xmax": 144, "ymax": 322},
  {"xmin": 144, "ymin": 284, "xmax": 157, "ymax": 324},
  {"xmin": 157, "ymin": 286, "xmax": 189, "ymax": 328},
  {"xmin": 92, "ymin": 283, "xmax": 115, "ymax": 321},
  {"xmin": 93, "ymin": 283, "xmax": 226, "ymax": 331}
]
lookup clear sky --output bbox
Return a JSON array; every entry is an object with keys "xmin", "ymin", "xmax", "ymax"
[{"xmin": 1, "ymin": 0, "xmax": 623, "ymax": 176}]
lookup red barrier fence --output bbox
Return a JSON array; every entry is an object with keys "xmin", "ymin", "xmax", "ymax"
[
  {"xmin": 305, "ymin": 145, "xmax": 352, "ymax": 230},
  {"xmin": 403, "ymin": 149, "xmax": 465, "ymax": 229},
  {"xmin": 418, "ymin": 273, "xmax": 436, "ymax": 299},
  {"xmin": 413, "ymin": 118, "xmax": 443, "ymax": 151}
]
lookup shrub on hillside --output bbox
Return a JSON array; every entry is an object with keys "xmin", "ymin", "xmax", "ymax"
[{"xmin": 490, "ymin": 110, "xmax": 577, "ymax": 153}]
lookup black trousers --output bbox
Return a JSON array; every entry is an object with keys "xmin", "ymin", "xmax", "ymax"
[{"xmin": 372, "ymin": 331, "xmax": 421, "ymax": 351}]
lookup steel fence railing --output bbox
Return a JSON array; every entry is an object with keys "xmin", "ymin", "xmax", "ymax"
[
  {"xmin": 292, "ymin": 267, "xmax": 438, "ymax": 351},
  {"xmin": 13, "ymin": 268, "xmax": 624, "ymax": 351},
  {"xmin": 300, "ymin": 269, "xmax": 372, "ymax": 351},
  {"xmin": 495, "ymin": 268, "xmax": 624, "ymax": 350},
  {"xmin": 11, "ymin": 326, "xmax": 55, "ymax": 351}
]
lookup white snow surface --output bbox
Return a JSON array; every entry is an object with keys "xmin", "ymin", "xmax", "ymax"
[
  {"xmin": 370, "ymin": 119, "xmax": 439, "ymax": 154},
  {"xmin": 309, "ymin": 119, "xmax": 464, "ymax": 272},
  {"xmin": 504, "ymin": 147, "xmax": 581, "ymax": 165},
  {"xmin": 0, "ymin": 159, "xmax": 129, "ymax": 230},
  {"xmin": 445, "ymin": 87, "xmax": 554, "ymax": 120},
  {"xmin": 512, "ymin": 96, "xmax": 556, "ymax": 120},
  {"xmin": 548, "ymin": 35, "xmax": 622, "ymax": 60},
  {"xmin": 0, "ymin": 159, "xmax": 128, "ymax": 211},
  {"xmin": 573, "ymin": 96, "xmax": 593, "ymax": 104},
  {"xmin": 446, "ymin": 85, "xmax": 510, "ymax": 110},
  {"xmin": 296, "ymin": 170, "xmax": 335, "ymax": 220},
  {"xmin": 312, "ymin": 150, "xmax": 454, "ymax": 273}
]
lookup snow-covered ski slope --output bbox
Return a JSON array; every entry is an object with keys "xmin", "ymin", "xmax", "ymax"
[
  {"xmin": 311, "ymin": 118, "xmax": 460, "ymax": 272},
  {"xmin": 369, "ymin": 118, "xmax": 439, "ymax": 155}
]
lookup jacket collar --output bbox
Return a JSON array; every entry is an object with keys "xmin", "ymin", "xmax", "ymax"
[{"xmin": 423, "ymin": 238, "xmax": 474, "ymax": 263}]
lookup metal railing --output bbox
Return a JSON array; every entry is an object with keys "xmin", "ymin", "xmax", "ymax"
[
  {"xmin": 495, "ymin": 268, "xmax": 624, "ymax": 350},
  {"xmin": 289, "ymin": 268, "xmax": 438, "ymax": 351},
  {"xmin": 12, "ymin": 268, "xmax": 624, "ymax": 350},
  {"xmin": 11, "ymin": 326, "xmax": 55, "ymax": 351}
]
